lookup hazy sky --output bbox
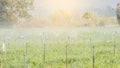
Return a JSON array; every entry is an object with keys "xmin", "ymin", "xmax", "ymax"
[{"xmin": 33, "ymin": 0, "xmax": 119, "ymax": 17}]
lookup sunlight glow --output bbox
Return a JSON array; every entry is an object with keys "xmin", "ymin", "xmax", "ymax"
[{"xmin": 34, "ymin": 0, "xmax": 90, "ymax": 11}]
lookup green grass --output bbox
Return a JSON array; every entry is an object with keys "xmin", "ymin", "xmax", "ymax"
[{"xmin": 0, "ymin": 27, "xmax": 120, "ymax": 68}]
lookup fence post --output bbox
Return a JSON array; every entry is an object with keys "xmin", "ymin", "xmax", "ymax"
[
  {"xmin": 92, "ymin": 46, "xmax": 95, "ymax": 68},
  {"xmin": 74, "ymin": 59, "xmax": 76, "ymax": 68},
  {"xmin": 66, "ymin": 36, "xmax": 70, "ymax": 68},
  {"xmin": 43, "ymin": 43, "xmax": 46, "ymax": 63},
  {"xmin": 114, "ymin": 38, "xmax": 116, "ymax": 56},
  {"xmin": 66, "ymin": 44, "xmax": 68, "ymax": 68},
  {"xmin": 0, "ymin": 43, "xmax": 2, "ymax": 68},
  {"xmin": 0, "ymin": 54, "xmax": 1, "ymax": 68},
  {"xmin": 24, "ymin": 43, "xmax": 28, "ymax": 68},
  {"xmin": 114, "ymin": 31, "xmax": 117, "ymax": 56},
  {"xmin": 90, "ymin": 38, "xmax": 95, "ymax": 68}
]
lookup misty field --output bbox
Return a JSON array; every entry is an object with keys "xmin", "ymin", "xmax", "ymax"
[{"xmin": 0, "ymin": 27, "xmax": 120, "ymax": 68}]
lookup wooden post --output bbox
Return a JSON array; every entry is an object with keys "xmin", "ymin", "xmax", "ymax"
[
  {"xmin": 66, "ymin": 45, "xmax": 68, "ymax": 68},
  {"xmin": 43, "ymin": 43, "xmax": 46, "ymax": 63},
  {"xmin": 65, "ymin": 36, "xmax": 70, "ymax": 68},
  {"xmin": 0, "ymin": 47, "xmax": 2, "ymax": 68},
  {"xmin": 114, "ymin": 39, "xmax": 116, "ymax": 56},
  {"xmin": 0, "ymin": 57, "xmax": 1, "ymax": 68},
  {"xmin": 24, "ymin": 43, "xmax": 28, "ymax": 68},
  {"xmin": 92, "ymin": 46, "xmax": 95, "ymax": 68},
  {"xmin": 74, "ymin": 59, "xmax": 76, "ymax": 68}
]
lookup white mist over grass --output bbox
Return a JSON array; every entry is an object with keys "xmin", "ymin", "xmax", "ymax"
[{"xmin": 0, "ymin": 27, "xmax": 120, "ymax": 44}]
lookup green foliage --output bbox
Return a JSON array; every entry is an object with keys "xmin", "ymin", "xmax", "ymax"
[
  {"xmin": 82, "ymin": 12, "xmax": 91, "ymax": 19},
  {"xmin": 0, "ymin": 0, "xmax": 34, "ymax": 24},
  {"xmin": 0, "ymin": 27, "xmax": 120, "ymax": 68},
  {"xmin": 99, "ymin": 21, "xmax": 105, "ymax": 26}
]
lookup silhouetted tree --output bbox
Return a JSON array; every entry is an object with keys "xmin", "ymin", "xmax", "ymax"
[
  {"xmin": 82, "ymin": 12, "xmax": 91, "ymax": 19},
  {"xmin": 116, "ymin": 3, "xmax": 120, "ymax": 25}
]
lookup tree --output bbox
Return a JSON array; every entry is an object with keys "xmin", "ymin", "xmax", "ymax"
[
  {"xmin": 51, "ymin": 11, "xmax": 74, "ymax": 25},
  {"xmin": 116, "ymin": 3, "xmax": 120, "ymax": 25},
  {"xmin": 0, "ymin": 0, "xmax": 34, "ymax": 26},
  {"xmin": 82, "ymin": 12, "xmax": 91, "ymax": 19}
]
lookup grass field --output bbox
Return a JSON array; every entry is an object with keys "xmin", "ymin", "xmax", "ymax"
[{"xmin": 0, "ymin": 26, "xmax": 120, "ymax": 68}]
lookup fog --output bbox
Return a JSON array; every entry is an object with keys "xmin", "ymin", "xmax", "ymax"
[{"xmin": 33, "ymin": 0, "xmax": 119, "ymax": 16}]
